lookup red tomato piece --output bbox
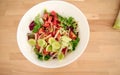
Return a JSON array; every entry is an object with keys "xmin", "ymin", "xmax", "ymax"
[
  {"xmin": 69, "ymin": 30, "xmax": 77, "ymax": 40},
  {"xmin": 43, "ymin": 49, "xmax": 49, "ymax": 55},
  {"xmin": 43, "ymin": 21, "xmax": 50, "ymax": 27},
  {"xmin": 53, "ymin": 17, "xmax": 58, "ymax": 25},
  {"xmin": 48, "ymin": 16, "xmax": 53, "ymax": 23},
  {"xmin": 38, "ymin": 28, "xmax": 45, "ymax": 34},
  {"xmin": 43, "ymin": 13, "xmax": 49, "ymax": 20},
  {"xmin": 52, "ymin": 29, "xmax": 58, "ymax": 37},
  {"xmin": 51, "ymin": 11, "xmax": 57, "ymax": 16}
]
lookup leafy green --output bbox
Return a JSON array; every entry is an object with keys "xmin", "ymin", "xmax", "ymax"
[
  {"xmin": 38, "ymin": 53, "xmax": 43, "ymax": 60},
  {"xmin": 34, "ymin": 48, "xmax": 43, "ymax": 60},
  {"xmin": 44, "ymin": 55, "xmax": 50, "ymax": 60},
  {"xmin": 32, "ymin": 14, "xmax": 42, "ymax": 33},
  {"xmin": 32, "ymin": 25, "xmax": 40, "ymax": 33},
  {"xmin": 57, "ymin": 14, "xmax": 78, "ymax": 30},
  {"xmin": 34, "ymin": 47, "xmax": 39, "ymax": 55},
  {"xmin": 70, "ymin": 37, "xmax": 80, "ymax": 51}
]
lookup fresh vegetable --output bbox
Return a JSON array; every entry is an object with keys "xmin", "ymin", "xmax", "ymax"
[
  {"xmin": 70, "ymin": 37, "xmax": 80, "ymax": 51},
  {"xmin": 37, "ymin": 39, "xmax": 46, "ymax": 47},
  {"xmin": 32, "ymin": 14, "xmax": 43, "ymax": 33},
  {"xmin": 61, "ymin": 35, "xmax": 72, "ymax": 43},
  {"xmin": 27, "ymin": 9, "xmax": 80, "ymax": 61},
  {"xmin": 113, "ymin": 10, "xmax": 120, "ymax": 29},
  {"xmin": 46, "ymin": 45, "xmax": 52, "ymax": 51},
  {"xmin": 69, "ymin": 30, "xmax": 77, "ymax": 40},
  {"xmin": 58, "ymin": 52, "xmax": 64, "ymax": 60},
  {"xmin": 28, "ymin": 39, "xmax": 36, "ymax": 46},
  {"xmin": 52, "ymin": 41, "xmax": 61, "ymax": 50},
  {"xmin": 44, "ymin": 55, "xmax": 50, "ymax": 60},
  {"xmin": 38, "ymin": 53, "xmax": 43, "ymax": 60},
  {"xmin": 29, "ymin": 21, "xmax": 35, "ymax": 31},
  {"xmin": 48, "ymin": 37, "xmax": 56, "ymax": 44}
]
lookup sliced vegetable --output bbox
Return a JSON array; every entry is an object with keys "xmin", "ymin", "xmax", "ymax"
[
  {"xmin": 38, "ymin": 27, "xmax": 45, "ymax": 34},
  {"xmin": 43, "ymin": 13, "xmax": 49, "ymax": 20},
  {"xmin": 28, "ymin": 39, "xmax": 36, "ymax": 46},
  {"xmin": 37, "ymin": 39, "xmax": 46, "ymax": 47},
  {"xmin": 48, "ymin": 37, "xmax": 56, "ymax": 44},
  {"xmin": 43, "ymin": 21, "xmax": 50, "ymax": 27},
  {"xmin": 58, "ymin": 53, "xmax": 64, "ymax": 60},
  {"xmin": 52, "ymin": 41, "xmax": 61, "ymax": 50},
  {"xmin": 43, "ymin": 49, "xmax": 49, "ymax": 55},
  {"xmin": 46, "ymin": 45, "xmax": 52, "ymax": 51},
  {"xmin": 51, "ymin": 11, "xmax": 57, "ymax": 16},
  {"xmin": 69, "ymin": 30, "xmax": 77, "ymax": 40},
  {"xmin": 61, "ymin": 35, "xmax": 72, "ymax": 43}
]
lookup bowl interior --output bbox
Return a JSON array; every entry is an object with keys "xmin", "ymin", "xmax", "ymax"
[{"xmin": 17, "ymin": 1, "xmax": 89, "ymax": 68}]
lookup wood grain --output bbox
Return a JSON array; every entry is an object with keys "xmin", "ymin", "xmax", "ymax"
[{"xmin": 0, "ymin": 0, "xmax": 120, "ymax": 75}]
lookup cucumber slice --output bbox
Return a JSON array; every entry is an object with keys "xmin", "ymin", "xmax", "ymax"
[
  {"xmin": 52, "ymin": 41, "xmax": 61, "ymax": 50},
  {"xmin": 37, "ymin": 39, "xmax": 46, "ymax": 47},
  {"xmin": 48, "ymin": 37, "xmax": 56, "ymax": 44},
  {"xmin": 58, "ymin": 53, "xmax": 64, "ymax": 60},
  {"xmin": 28, "ymin": 39, "xmax": 36, "ymax": 46},
  {"xmin": 61, "ymin": 35, "xmax": 72, "ymax": 43},
  {"xmin": 46, "ymin": 45, "xmax": 52, "ymax": 51}
]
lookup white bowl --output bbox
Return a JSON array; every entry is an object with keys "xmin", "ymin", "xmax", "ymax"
[{"xmin": 17, "ymin": 1, "xmax": 90, "ymax": 68}]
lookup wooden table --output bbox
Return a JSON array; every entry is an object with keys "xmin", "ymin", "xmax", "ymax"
[{"xmin": 0, "ymin": 0, "xmax": 120, "ymax": 75}]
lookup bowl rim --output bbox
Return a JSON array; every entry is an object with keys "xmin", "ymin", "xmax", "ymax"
[{"xmin": 17, "ymin": 0, "xmax": 90, "ymax": 68}]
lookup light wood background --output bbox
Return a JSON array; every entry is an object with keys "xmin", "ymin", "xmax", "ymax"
[{"xmin": 0, "ymin": 0, "xmax": 120, "ymax": 75}]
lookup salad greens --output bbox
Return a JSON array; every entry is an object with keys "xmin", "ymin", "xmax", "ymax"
[
  {"xmin": 32, "ymin": 14, "xmax": 43, "ymax": 33},
  {"xmin": 27, "ymin": 10, "xmax": 80, "ymax": 61},
  {"xmin": 70, "ymin": 37, "xmax": 80, "ymax": 51},
  {"xmin": 58, "ymin": 14, "xmax": 77, "ymax": 31}
]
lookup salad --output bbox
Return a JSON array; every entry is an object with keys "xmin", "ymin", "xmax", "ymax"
[{"xmin": 27, "ymin": 10, "xmax": 80, "ymax": 61}]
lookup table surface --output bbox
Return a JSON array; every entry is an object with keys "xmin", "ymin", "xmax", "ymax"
[{"xmin": 0, "ymin": 0, "xmax": 120, "ymax": 75}]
